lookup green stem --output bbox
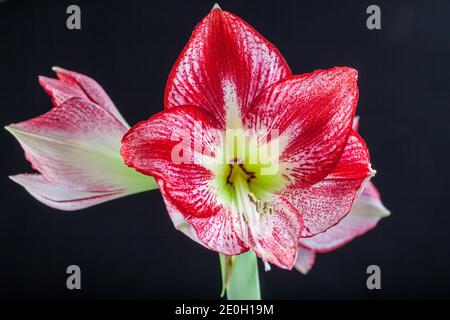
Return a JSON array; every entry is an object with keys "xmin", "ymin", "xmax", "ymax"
[{"xmin": 219, "ymin": 250, "xmax": 261, "ymax": 300}]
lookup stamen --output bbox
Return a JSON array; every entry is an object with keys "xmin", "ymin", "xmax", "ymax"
[
  {"xmin": 226, "ymin": 163, "xmax": 276, "ymax": 271},
  {"xmin": 248, "ymin": 193, "xmax": 257, "ymax": 204},
  {"xmin": 232, "ymin": 171, "xmax": 274, "ymax": 254}
]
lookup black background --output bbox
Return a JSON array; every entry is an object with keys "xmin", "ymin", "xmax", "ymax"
[{"xmin": 0, "ymin": 0, "xmax": 449, "ymax": 299}]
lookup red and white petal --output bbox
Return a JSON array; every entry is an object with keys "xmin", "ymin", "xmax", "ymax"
[
  {"xmin": 185, "ymin": 206, "xmax": 249, "ymax": 255},
  {"xmin": 39, "ymin": 75, "xmax": 87, "ymax": 108},
  {"xmin": 246, "ymin": 67, "xmax": 359, "ymax": 186},
  {"xmin": 280, "ymin": 130, "xmax": 372, "ymax": 237},
  {"xmin": 121, "ymin": 106, "xmax": 249, "ymax": 255},
  {"xmin": 250, "ymin": 196, "xmax": 303, "ymax": 270},
  {"xmin": 10, "ymin": 174, "xmax": 130, "ymax": 211},
  {"xmin": 51, "ymin": 67, "xmax": 128, "ymax": 127},
  {"xmin": 7, "ymin": 97, "xmax": 154, "ymax": 195},
  {"xmin": 121, "ymin": 106, "xmax": 226, "ymax": 218},
  {"xmin": 157, "ymin": 179, "xmax": 203, "ymax": 246},
  {"xmin": 160, "ymin": 179, "xmax": 248, "ymax": 255},
  {"xmin": 165, "ymin": 6, "xmax": 291, "ymax": 124},
  {"xmin": 294, "ymin": 248, "xmax": 316, "ymax": 274},
  {"xmin": 300, "ymin": 181, "xmax": 390, "ymax": 253},
  {"xmin": 357, "ymin": 180, "xmax": 390, "ymax": 215}
]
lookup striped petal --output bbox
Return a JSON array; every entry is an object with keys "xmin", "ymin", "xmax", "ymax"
[
  {"xmin": 121, "ymin": 106, "xmax": 223, "ymax": 217},
  {"xmin": 176, "ymin": 201, "xmax": 248, "ymax": 256},
  {"xmin": 279, "ymin": 130, "xmax": 373, "ymax": 237},
  {"xmin": 157, "ymin": 179, "xmax": 204, "ymax": 246},
  {"xmin": 246, "ymin": 67, "xmax": 359, "ymax": 187},
  {"xmin": 40, "ymin": 67, "xmax": 128, "ymax": 127},
  {"xmin": 294, "ymin": 117, "xmax": 390, "ymax": 273},
  {"xmin": 250, "ymin": 195, "xmax": 303, "ymax": 269},
  {"xmin": 10, "ymin": 174, "xmax": 130, "ymax": 211},
  {"xmin": 299, "ymin": 181, "xmax": 390, "ymax": 253},
  {"xmin": 7, "ymin": 97, "xmax": 155, "ymax": 211},
  {"xmin": 121, "ymin": 105, "xmax": 248, "ymax": 255},
  {"xmin": 165, "ymin": 5, "xmax": 290, "ymax": 125}
]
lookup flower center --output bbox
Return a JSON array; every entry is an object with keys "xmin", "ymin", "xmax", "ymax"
[
  {"xmin": 205, "ymin": 83, "xmax": 287, "ymax": 269},
  {"xmin": 208, "ymin": 130, "xmax": 286, "ymax": 260},
  {"xmin": 227, "ymin": 163, "xmax": 274, "ymax": 228},
  {"xmin": 225, "ymin": 163, "xmax": 274, "ymax": 270}
]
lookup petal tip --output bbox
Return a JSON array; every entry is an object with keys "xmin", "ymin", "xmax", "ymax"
[
  {"xmin": 51, "ymin": 66, "xmax": 65, "ymax": 72},
  {"xmin": 4, "ymin": 124, "xmax": 17, "ymax": 136},
  {"xmin": 52, "ymin": 66, "xmax": 71, "ymax": 79},
  {"xmin": 37, "ymin": 75, "xmax": 52, "ymax": 87},
  {"xmin": 4, "ymin": 124, "xmax": 12, "ymax": 132},
  {"xmin": 381, "ymin": 208, "xmax": 391, "ymax": 217},
  {"xmin": 299, "ymin": 269, "xmax": 309, "ymax": 275},
  {"xmin": 8, "ymin": 174, "xmax": 19, "ymax": 183},
  {"xmin": 343, "ymin": 66, "xmax": 358, "ymax": 80},
  {"xmin": 331, "ymin": 66, "xmax": 358, "ymax": 83},
  {"xmin": 8, "ymin": 174, "xmax": 29, "ymax": 188},
  {"xmin": 212, "ymin": 3, "xmax": 221, "ymax": 11}
]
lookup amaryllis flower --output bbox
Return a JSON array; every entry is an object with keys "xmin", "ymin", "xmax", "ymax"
[
  {"xmin": 6, "ymin": 67, "xmax": 157, "ymax": 210},
  {"xmin": 294, "ymin": 118, "xmax": 390, "ymax": 274},
  {"xmin": 121, "ymin": 5, "xmax": 375, "ymax": 270}
]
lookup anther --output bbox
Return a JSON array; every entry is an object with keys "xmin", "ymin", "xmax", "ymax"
[{"xmin": 248, "ymin": 193, "xmax": 257, "ymax": 204}]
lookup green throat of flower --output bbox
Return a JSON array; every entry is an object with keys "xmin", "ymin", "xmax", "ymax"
[{"xmin": 210, "ymin": 133, "xmax": 286, "ymax": 270}]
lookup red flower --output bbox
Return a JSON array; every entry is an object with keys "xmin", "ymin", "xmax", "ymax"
[{"xmin": 121, "ymin": 6, "xmax": 374, "ymax": 270}]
